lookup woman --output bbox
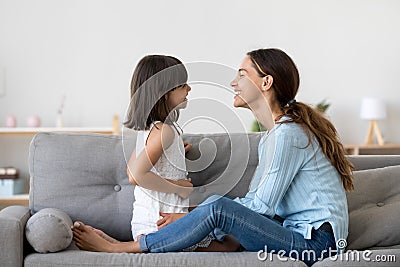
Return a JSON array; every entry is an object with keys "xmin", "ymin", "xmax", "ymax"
[{"xmin": 73, "ymin": 48, "xmax": 354, "ymax": 266}]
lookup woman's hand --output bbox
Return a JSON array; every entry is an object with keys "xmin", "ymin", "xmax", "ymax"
[
  {"xmin": 183, "ymin": 141, "xmax": 192, "ymax": 153},
  {"xmin": 170, "ymin": 178, "xmax": 193, "ymax": 199},
  {"xmin": 157, "ymin": 212, "xmax": 187, "ymax": 229},
  {"xmin": 173, "ymin": 178, "xmax": 192, "ymax": 187}
]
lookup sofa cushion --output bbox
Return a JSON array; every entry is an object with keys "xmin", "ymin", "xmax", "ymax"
[
  {"xmin": 348, "ymin": 155, "xmax": 400, "ymax": 171},
  {"xmin": 184, "ymin": 133, "xmax": 261, "ymax": 205},
  {"xmin": 346, "ymin": 165, "xmax": 400, "ymax": 250},
  {"xmin": 29, "ymin": 132, "xmax": 136, "ymax": 242},
  {"xmin": 26, "ymin": 208, "xmax": 73, "ymax": 253}
]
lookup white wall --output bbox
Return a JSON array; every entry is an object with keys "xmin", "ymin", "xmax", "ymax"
[{"xmin": 1, "ymin": 0, "xmax": 400, "ymax": 188}]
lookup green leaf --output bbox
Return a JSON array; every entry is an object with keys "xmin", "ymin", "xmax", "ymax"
[
  {"xmin": 251, "ymin": 120, "xmax": 267, "ymax": 132},
  {"xmin": 316, "ymin": 99, "xmax": 330, "ymax": 113}
]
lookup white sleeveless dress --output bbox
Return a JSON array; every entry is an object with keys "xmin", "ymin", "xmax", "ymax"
[
  {"xmin": 131, "ymin": 122, "xmax": 188, "ymax": 239},
  {"xmin": 131, "ymin": 122, "xmax": 213, "ymax": 251}
]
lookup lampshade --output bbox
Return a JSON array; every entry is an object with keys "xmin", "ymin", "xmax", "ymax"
[{"xmin": 360, "ymin": 97, "xmax": 386, "ymax": 120}]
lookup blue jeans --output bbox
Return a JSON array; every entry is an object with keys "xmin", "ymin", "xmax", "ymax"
[{"xmin": 140, "ymin": 195, "xmax": 336, "ymax": 266}]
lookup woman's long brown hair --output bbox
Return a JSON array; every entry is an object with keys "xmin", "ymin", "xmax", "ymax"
[{"xmin": 248, "ymin": 48, "xmax": 354, "ymax": 191}]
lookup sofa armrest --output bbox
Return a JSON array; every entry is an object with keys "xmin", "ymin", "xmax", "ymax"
[{"xmin": 0, "ymin": 206, "xmax": 31, "ymax": 267}]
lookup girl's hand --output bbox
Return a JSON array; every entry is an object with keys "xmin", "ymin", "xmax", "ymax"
[
  {"xmin": 157, "ymin": 212, "xmax": 187, "ymax": 229},
  {"xmin": 183, "ymin": 141, "xmax": 192, "ymax": 153}
]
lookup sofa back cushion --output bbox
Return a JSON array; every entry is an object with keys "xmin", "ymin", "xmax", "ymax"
[
  {"xmin": 29, "ymin": 132, "xmax": 136, "ymax": 241},
  {"xmin": 29, "ymin": 132, "xmax": 261, "ymax": 241},
  {"xmin": 183, "ymin": 133, "xmax": 261, "ymax": 205},
  {"xmin": 348, "ymin": 155, "xmax": 400, "ymax": 171},
  {"xmin": 346, "ymin": 165, "xmax": 400, "ymax": 250}
]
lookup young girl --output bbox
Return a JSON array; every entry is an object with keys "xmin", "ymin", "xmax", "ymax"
[
  {"xmin": 72, "ymin": 55, "xmax": 238, "ymax": 252},
  {"xmin": 124, "ymin": 55, "xmax": 191, "ymax": 240}
]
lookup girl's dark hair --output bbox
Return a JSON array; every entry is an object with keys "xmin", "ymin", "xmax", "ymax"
[
  {"xmin": 124, "ymin": 55, "xmax": 188, "ymax": 130},
  {"xmin": 247, "ymin": 48, "xmax": 354, "ymax": 191}
]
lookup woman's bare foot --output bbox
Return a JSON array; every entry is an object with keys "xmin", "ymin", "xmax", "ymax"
[{"xmin": 72, "ymin": 221, "xmax": 142, "ymax": 253}]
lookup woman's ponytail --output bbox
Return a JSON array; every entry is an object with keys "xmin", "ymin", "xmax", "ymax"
[{"xmin": 278, "ymin": 102, "xmax": 354, "ymax": 191}]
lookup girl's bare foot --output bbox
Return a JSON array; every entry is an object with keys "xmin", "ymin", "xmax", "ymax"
[
  {"xmin": 72, "ymin": 222, "xmax": 115, "ymax": 252},
  {"xmin": 71, "ymin": 222, "xmax": 120, "ymax": 244},
  {"xmin": 91, "ymin": 227, "xmax": 121, "ymax": 244},
  {"xmin": 72, "ymin": 221, "xmax": 142, "ymax": 253}
]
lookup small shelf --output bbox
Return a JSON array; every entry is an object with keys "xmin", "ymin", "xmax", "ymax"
[
  {"xmin": 0, "ymin": 194, "xmax": 29, "ymax": 206},
  {"xmin": 0, "ymin": 127, "xmax": 116, "ymax": 135},
  {"xmin": 0, "ymin": 115, "xmax": 120, "ymax": 135}
]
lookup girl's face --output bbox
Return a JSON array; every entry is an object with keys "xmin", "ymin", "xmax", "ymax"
[
  {"xmin": 166, "ymin": 84, "xmax": 191, "ymax": 111},
  {"xmin": 230, "ymin": 56, "xmax": 264, "ymax": 108}
]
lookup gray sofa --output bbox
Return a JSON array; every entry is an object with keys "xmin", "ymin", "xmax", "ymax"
[{"xmin": 1, "ymin": 132, "xmax": 400, "ymax": 267}]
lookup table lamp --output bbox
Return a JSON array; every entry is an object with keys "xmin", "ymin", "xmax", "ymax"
[{"xmin": 360, "ymin": 97, "xmax": 386, "ymax": 145}]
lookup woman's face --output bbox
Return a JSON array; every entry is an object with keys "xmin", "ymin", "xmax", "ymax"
[
  {"xmin": 166, "ymin": 84, "xmax": 191, "ymax": 110},
  {"xmin": 230, "ymin": 56, "xmax": 264, "ymax": 108}
]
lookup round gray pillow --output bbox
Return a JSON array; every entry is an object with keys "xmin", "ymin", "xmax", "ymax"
[{"xmin": 26, "ymin": 208, "xmax": 73, "ymax": 253}]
